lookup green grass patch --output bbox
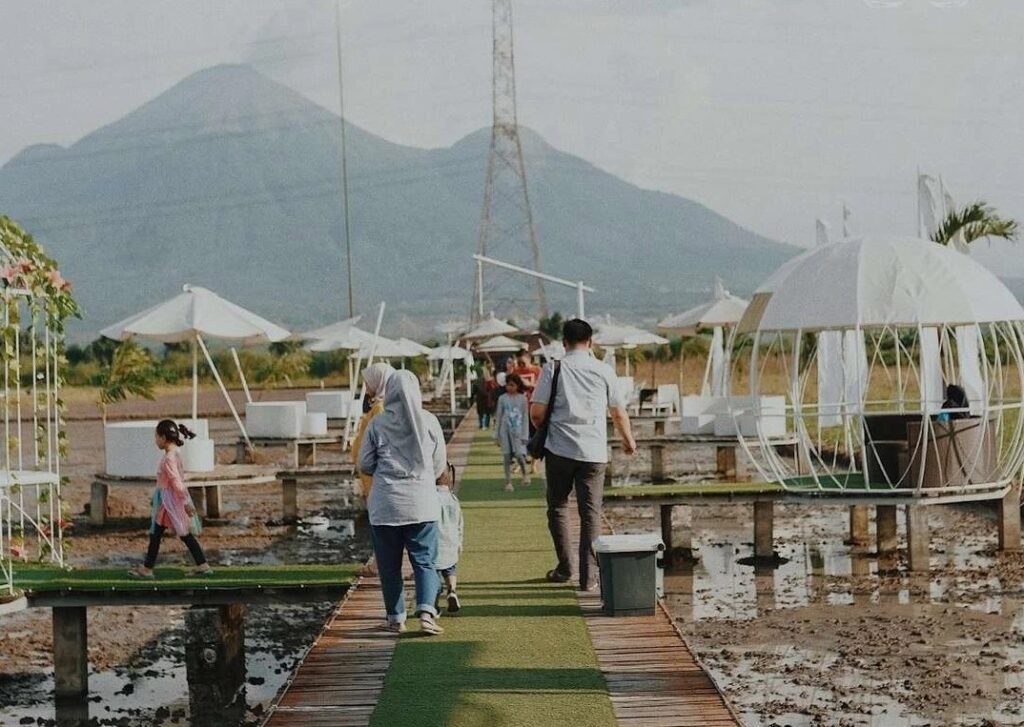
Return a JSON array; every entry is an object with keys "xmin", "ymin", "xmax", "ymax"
[
  {"xmin": 370, "ymin": 431, "xmax": 617, "ymax": 727},
  {"xmin": 13, "ymin": 563, "xmax": 360, "ymax": 592},
  {"xmin": 605, "ymin": 480, "xmax": 784, "ymax": 499}
]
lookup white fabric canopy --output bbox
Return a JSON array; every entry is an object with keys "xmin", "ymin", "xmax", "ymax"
[
  {"xmin": 427, "ymin": 345, "xmax": 472, "ymax": 362},
  {"xmin": 300, "ymin": 316, "xmax": 363, "ymax": 342},
  {"xmin": 658, "ymin": 278, "xmax": 749, "ymax": 335},
  {"xmin": 475, "ymin": 335, "xmax": 527, "ymax": 353},
  {"xmin": 594, "ymin": 318, "xmax": 669, "ymax": 347},
  {"xmin": 101, "ymin": 284, "xmax": 290, "ymax": 345},
  {"xmin": 464, "ymin": 314, "xmax": 518, "ymax": 340},
  {"xmin": 397, "ymin": 338, "xmax": 432, "ymax": 357},
  {"xmin": 354, "ymin": 337, "xmax": 418, "ymax": 359},
  {"xmin": 738, "ymin": 236, "xmax": 1024, "ymax": 333}
]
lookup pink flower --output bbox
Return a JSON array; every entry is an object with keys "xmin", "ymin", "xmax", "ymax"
[
  {"xmin": 0, "ymin": 265, "xmax": 17, "ymax": 285},
  {"xmin": 16, "ymin": 258, "xmax": 34, "ymax": 274},
  {"xmin": 47, "ymin": 269, "xmax": 65, "ymax": 289}
]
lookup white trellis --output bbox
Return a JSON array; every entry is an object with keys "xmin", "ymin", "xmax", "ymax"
[
  {"xmin": 0, "ymin": 221, "xmax": 75, "ymax": 605},
  {"xmin": 731, "ymin": 236, "xmax": 1024, "ymax": 504}
]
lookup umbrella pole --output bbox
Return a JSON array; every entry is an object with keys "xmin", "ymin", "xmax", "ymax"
[
  {"xmin": 191, "ymin": 336, "xmax": 199, "ymax": 421},
  {"xmin": 197, "ymin": 335, "xmax": 251, "ymax": 450},
  {"xmin": 343, "ymin": 302, "xmax": 385, "ymax": 448},
  {"xmin": 231, "ymin": 347, "xmax": 252, "ymax": 403}
]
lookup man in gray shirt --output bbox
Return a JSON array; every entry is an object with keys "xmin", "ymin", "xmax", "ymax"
[{"xmin": 531, "ymin": 318, "xmax": 637, "ymax": 590}]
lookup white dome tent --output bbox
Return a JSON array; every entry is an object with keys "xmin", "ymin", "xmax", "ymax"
[{"xmin": 732, "ymin": 235, "xmax": 1024, "ymax": 504}]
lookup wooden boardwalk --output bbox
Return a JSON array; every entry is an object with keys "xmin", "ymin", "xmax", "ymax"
[
  {"xmin": 580, "ymin": 593, "xmax": 739, "ymax": 726},
  {"xmin": 263, "ymin": 413, "xmax": 478, "ymax": 727}
]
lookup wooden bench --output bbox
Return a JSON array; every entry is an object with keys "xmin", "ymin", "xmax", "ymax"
[
  {"xmin": 236, "ymin": 436, "xmax": 344, "ymax": 468},
  {"xmin": 90, "ymin": 465, "xmax": 277, "ymax": 526},
  {"xmin": 276, "ymin": 466, "xmax": 359, "ymax": 523},
  {"xmin": 608, "ymin": 434, "xmax": 750, "ymax": 484}
]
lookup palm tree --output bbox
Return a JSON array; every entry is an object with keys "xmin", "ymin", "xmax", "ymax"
[
  {"xmin": 99, "ymin": 341, "xmax": 157, "ymax": 423},
  {"xmin": 932, "ymin": 201, "xmax": 1017, "ymax": 248}
]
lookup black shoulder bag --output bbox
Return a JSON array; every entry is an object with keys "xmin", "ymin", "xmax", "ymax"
[{"xmin": 527, "ymin": 362, "xmax": 561, "ymax": 460}]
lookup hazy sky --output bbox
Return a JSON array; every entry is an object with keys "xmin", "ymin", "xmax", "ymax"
[{"xmin": 3, "ymin": 0, "xmax": 1024, "ymax": 271}]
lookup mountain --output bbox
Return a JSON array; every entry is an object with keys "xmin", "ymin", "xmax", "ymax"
[{"xmin": 0, "ymin": 64, "xmax": 797, "ymax": 337}]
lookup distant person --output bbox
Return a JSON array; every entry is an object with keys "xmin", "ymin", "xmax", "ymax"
[
  {"xmin": 512, "ymin": 348, "xmax": 543, "ymax": 473},
  {"xmin": 531, "ymin": 319, "xmax": 637, "ymax": 591},
  {"xmin": 495, "ymin": 373, "xmax": 530, "ymax": 492},
  {"xmin": 129, "ymin": 420, "xmax": 211, "ymax": 579},
  {"xmin": 434, "ymin": 462, "xmax": 464, "ymax": 614},
  {"xmin": 512, "ymin": 348, "xmax": 542, "ymax": 397},
  {"xmin": 358, "ymin": 370, "xmax": 448, "ymax": 635},
  {"xmin": 938, "ymin": 383, "xmax": 970, "ymax": 422},
  {"xmin": 473, "ymin": 366, "xmax": 497, "ymax": 430},
  {"xmin": 353, "ymin": 363, "xmax": 396, "ymax": 498}
]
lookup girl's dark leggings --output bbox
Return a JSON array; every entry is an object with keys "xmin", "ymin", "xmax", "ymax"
[{"xmin": 144, "ymin": 524, "xmax": 207, "ymax": 568}]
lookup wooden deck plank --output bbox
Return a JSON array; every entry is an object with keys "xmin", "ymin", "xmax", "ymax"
[
  {"xmin": 263, "ymin": 413, "xmax": 478, "ymax": 727},
  {"xmin": 579, "ymin": 565, "xmax": 739, "ymax": 727}
]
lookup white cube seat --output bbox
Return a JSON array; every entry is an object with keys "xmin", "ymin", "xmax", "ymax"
[
  {"xmin": 245, "ymin": 402, "xmax": 307, "ymax": 439},
  {"xmin": 305, "ymin": 391, "xmax": 352, "ymax": 419},
  {"xmin": 303, "ymin": 412, "xmax": 329, "ymax": 437},
  {"xmin": 105, "ymin": 419, "xmax": 211, "ymax": 476}
]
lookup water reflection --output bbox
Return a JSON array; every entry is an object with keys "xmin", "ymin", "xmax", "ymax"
[{"xmin": 610, "ymin": 500, "xmax": 1024, "ymax": 724}]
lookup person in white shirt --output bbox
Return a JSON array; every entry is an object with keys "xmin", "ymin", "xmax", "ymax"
[{"xmin": 531, "ymin": 318, "xmax": 637, "ymax": 591}]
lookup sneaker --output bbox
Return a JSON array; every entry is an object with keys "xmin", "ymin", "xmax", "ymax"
[
  {"xmin": 447, "ymin": 592, "xmax": 461, "ymax": 614},
  {"xmin": 503, "ymin": 482, "xmax": 514, "ymax": 493},
  {"xmin": 420, "ymin": 613, "xmax": 444, "ymax": 635},
  {"xmin": 521, "ymin": 474, "xmax": 530, "ymax": 487},
  {"xmin": 545, "ymin": 568, "xmax": 571, "ymax": 583},
  {"xmin": 385, "ymin": 621, "xmax": 407, "ymax": 634}
]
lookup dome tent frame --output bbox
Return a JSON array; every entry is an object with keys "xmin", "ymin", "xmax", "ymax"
[
  {"xmin": 0, "ymin": 217, "xmax": 79, "ymax": 607},
  {"xmin": 730, "ymin": 236, "xmax": 1024, "ymax": 504}
]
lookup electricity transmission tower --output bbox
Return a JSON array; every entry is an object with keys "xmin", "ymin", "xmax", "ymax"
[{"xmin": 472, "ymin": 0, "xmax": 548, "ymax": 324}]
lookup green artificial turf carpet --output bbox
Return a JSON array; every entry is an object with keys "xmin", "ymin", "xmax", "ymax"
[
  {"xmin": 13, "ymin": 563, "xmax": 360, "ymax": 592},
  {"xmin": 370, "ymin": 430, "xmax": 617, "ymax": 727}
]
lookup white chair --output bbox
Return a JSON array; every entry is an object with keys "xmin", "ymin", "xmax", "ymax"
[
  {"xmin": 681, "ymin": 395, "xmax": 722, "ymax": 435},
  {"xmin": 642, "ymin": 384, "xmax": 679, "ymax": 416},
  {"xmin": 616, "ymin": 376, "xmax": 636, "ymax": 411}
]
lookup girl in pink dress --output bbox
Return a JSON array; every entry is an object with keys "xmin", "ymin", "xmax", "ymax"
[{"xmin": 128, "ymin": 420, "xmax": 212, "ymax": 578}]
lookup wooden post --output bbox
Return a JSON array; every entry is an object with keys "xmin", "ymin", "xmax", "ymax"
[
  {"xmin": 89, "ymin": 482, "xmax": 108, "ymax": 527},
  {"xmin": 184, "ymin": 604, "xmax": 246, "ymax": 726},
  {"xmin": 876, "ymin": 505, "xmax": 898, "ymax": 555},
  {"xmin": 905, "ymin": 504, "xmax": 930, "ymax": 573},
  {"xmin": 234, "ymin": 440, "xmax": 247, "ymax": 465},
  {"xmin": 282, "ymin": 478, "xmax": 299, "ymax": 523},
  {"xmin": 848, "ymin": 506, "xmax": 870, "ymax": 548},
  {"xmin": 296, "ymin": 441, "xmax": 316, "ymax": 467},
  {"xmin": 660, "ymin": 504, "xmax": 674, "ymax": 564},
  {"xmin": 654, "ymin": 419, "xmax": 666, "ymax": 437},
  {"xmin": 998, "ymin": 482, "xmax": 1022, "ymax": 552},
  {"xmin": 53, "ymin": 606, "xmax": 88, "ymax": 698},
  {"xmin": 753, "ymin": 500, "xmax": 774, "ymax": 559},
  {"xmin": 192, "ymin": 486, "xmax": 206, "ymax": 515},
  {"xmin": 204, "ymin": 486, "xmax": 222, "ymax": 520},
  {"xmin": 650, "ymin": 444, "xmax": 665, "ymax": 482},
  {"xmin": 716, "ymin": 445, "xmax": 736, "ymax": 479}
]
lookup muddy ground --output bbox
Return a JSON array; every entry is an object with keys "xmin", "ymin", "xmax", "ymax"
[
  {"xmin": 607, "ymin": 499, "xmax": 1024, "ymax": 726},
  {"xmin": 0, "ymin": 388, "xmax": 372, "ymax": 726}
]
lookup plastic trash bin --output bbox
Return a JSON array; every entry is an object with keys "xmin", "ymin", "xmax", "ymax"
[{"xmin": 593, "ymin": 533, "xmax": 665, "ymax": 617}]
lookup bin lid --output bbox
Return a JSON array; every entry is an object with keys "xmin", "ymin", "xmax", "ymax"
[{"xmin": 592, "ymin": 533, "xmax": 665, "ymax": 554}]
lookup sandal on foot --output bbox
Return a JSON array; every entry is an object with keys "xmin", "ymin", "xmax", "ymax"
[
  {"xmin": 447, "ymin": 592, "xmax": 461, "ymax": 614},
  {"xmin": 127, "ymin": 567, "xmax": 154, "ymax": 580},
  {"xmin": 186, "ymin": 567, "xmax": 214, "ymax": 578}
]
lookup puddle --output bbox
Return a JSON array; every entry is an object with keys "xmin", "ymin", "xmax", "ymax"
[
  {"xmin": 607, "ymin": 499, "xmax": 1024, "ymax": 725},
  {"xmin": 0, "ymin": 510, "xmax": 372, "ymax": 726}
]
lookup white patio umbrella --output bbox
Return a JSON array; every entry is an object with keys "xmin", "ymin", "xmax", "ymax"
[
  {"xmin": 657, "ymin": 277, "xmax": 749, "ymax": 335},
  {"xmin": 427, "ymin": 345, "xmax": 472, "ymax": 362},
  {"xmin": 475, "ymin": 334, "xmax": 527, "ymax": 354},
  {"xmin": 593, "ymin": 318, "xmax": 668, "ymax": 376},
  {"xmin": 658, "ymin": 277, "xmax": 749, "ymax": 397},
  {"xmin": 300, "ymin": 315, "xmax": 363, "ymax": 341},
  {"xmin": 397, "ymin": 338, "xmax": 432, "ymax": 357},
  {"xmin": 100, "ymin": 284, "xmax": 290, "ymax": 446},
  {"xmin": 463, "ymin": 313, "xmax": 518, "ymax": 340}
]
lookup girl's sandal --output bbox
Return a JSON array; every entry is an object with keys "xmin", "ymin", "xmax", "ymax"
[
  {"xmin": 127, "ymin": 567, "xmax": 155, "ymax": 580},
  {"xmin": 186, "ymin": 567, "xmax": 214, "ymax": 578}
]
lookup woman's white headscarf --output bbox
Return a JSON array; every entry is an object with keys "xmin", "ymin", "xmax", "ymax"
[
  {"xmin": 376, "ymin": 369, "xmax": 433, "ymax": 478},
  {"xmin": 362, "ymin": 362, "xmax": 396, "ymax": 403}
]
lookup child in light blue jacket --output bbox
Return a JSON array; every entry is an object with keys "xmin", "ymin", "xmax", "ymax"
[{"xmin": 435, "ymin": 462, "xmax": 464, "ymax": 613}]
